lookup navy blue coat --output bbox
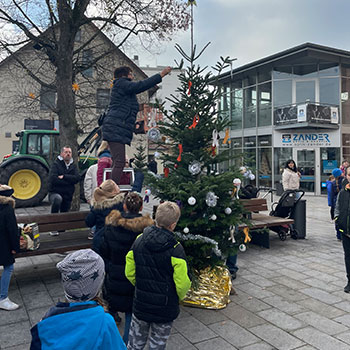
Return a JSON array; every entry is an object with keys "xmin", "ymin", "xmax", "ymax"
[{"xmin": 102, "ymin": 74, "xmax": 162, "ymax": 145}]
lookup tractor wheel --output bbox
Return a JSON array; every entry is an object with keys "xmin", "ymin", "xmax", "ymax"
[{"xmin": 0, "ymin": 160, "xmax": 48, "ymax": 207}]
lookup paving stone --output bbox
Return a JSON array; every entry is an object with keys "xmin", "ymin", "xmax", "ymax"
[
  {"xmin": 173, "ymin": 316, "xmax": 216, "ymax": 343},
  {"xmin": 265, "ymin": 285, "xmax": 309, "ymax": 302},
  {"xmin": 0, "ymin": 321, "xmax": 32, "ymax": 348},
  {"xmin": 302, "ymin": 270, "xmax": 339, "ymax": 283},
  {"xmin": 166, "ymin": 333, "xmax": 197, "ymax": 350},
  {"xmin": 18, "ymin": 280, "xmax": 47, "ymax": 295},
  {"xmin": 335, "ymin": 331, "xmax": 350, "ymax": 345},
  {"xmin": 301, "ymin": 278, "xmax": 340, "ymax": 292},
  {"xmin": 186, "ymin": 307, "xmax": 228, "ymax": 325},
  {"xmin": 209, "ymin": 320, "xmax": 259, "ymax": 348},
  {"xmin": 278, "ymin": 268, "xmax": 310, "ymax": 281},
  {"xmin": 235, "ymin": 282, "xmax": 275, "ymax": 299},
  {"xmin": 292, "ymin": 326, "xmax": 349, "ymax": 350},
  {"xmin": 333, "ymin": 314, "xmax": 350, "ymax": 327},
  {"xmin": 299, "ymin": 287, "xmax": 342, "ymax": 305},
  {"xmin": 292, "ymin": 346, "xmax": 317, "ymax": 350},
  {"xmin": 221, "ymin": 303, "xmax": 265, "ymax": 328},
  {"xmin": 3, "ymin": 344, "xmax": 32, "ymax": 350},
  {"xmin": 27, "ymin": 306, "xmax": 51, "ymax": 326},
  {"xmin": 0, "ymin": 306, "xmax": 28, "ymax": 326},
  {"xmin": 271, "ymin": 276, "xmax": 309, "ymax": 290},
  {"xmin": 333, "ymin": 300, "xmax": 350, "ymax": 312},
  {"xmin": 257, "ymin": 309, "xmax": 304, "ymax": 331},
  {"xmin": 249, "ymin": 323, "xmax": 304, "ymax": 350},
  {"xmin": 263, "ymin": 296, "xmax": 306, "ymax": 315},
  {"xmin": 239, "ymin": 274, "xmax": 276, "ymax": 288},
  {"xmin": 241, "ymin": 342, "xmax": 277, "ymax": 350},
  {"xmin": 296, "ymin": 298, "xmax": 346, "ymax": 318},
  {"xmin": 294, "ymin": 311, "xmax": 348, "ymax": 335},
  {"xmin": 195, "ymin": 337, "xmax": 237, "ymax": 350},
  {"xmin": 21, "ymin": 291, "xmax": 53, "ymax": 311}
]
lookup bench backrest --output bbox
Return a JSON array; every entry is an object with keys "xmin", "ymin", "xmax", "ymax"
[
  {"xmin": 16, "ymin": 211, "xmax": 89, "ymax": 233},
  {"xmin": 240, "ymin": 198, "xmax": 268, "ymax": 212}
]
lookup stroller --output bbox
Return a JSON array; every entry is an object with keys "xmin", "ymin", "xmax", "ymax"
[{"xmin": 269, "ymin": 189, "xmax": 305, "ymax": 241}]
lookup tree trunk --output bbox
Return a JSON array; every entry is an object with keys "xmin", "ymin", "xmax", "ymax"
[{"xmin": 56, "ymin": 23, "xmax": 80, "ymax": 211}]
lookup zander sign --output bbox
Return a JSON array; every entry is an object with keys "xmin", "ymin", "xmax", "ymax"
[{"xmin": 276, "ymin": 132, "xmax": 339, "ymax": 147}]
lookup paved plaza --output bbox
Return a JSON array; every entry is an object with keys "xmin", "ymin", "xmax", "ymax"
[{"xmin": 1, "ymin": 194, "xmax": 350, "ymax": 349}]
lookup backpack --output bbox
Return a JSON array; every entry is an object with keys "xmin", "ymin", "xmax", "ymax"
[{"xmin": 239, "ymin": 185, "xmax": 259, "ymax": 199}]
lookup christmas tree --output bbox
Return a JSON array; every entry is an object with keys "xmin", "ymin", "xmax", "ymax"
[
  {"xmin": 133, "ymin": 143, "xmax": 147, "ymax": 171},
  {"xmin": 146, "ymin": 44, "xmax": 248, "ymax": 277}
]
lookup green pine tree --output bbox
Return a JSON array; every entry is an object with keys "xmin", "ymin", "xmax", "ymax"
[
  {"xmin": 146, "ymin": 46, "xmax": 247, "ymax": 277},
  {"xmin": 133, "ymin": 143, "xmax": 147, "ymax": 172}
]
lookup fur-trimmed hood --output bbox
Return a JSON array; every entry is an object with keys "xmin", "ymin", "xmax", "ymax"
[
  {"xmin": 0, "ymin": 195, "xmax": 15, "ymax": 208},
  {"xmin": 106, "ymin": 210, "xmax": 154, "ymax": 232},
  {"xmin": 92, "ymin": 193, "xmax": 125, "ymax": 210}
]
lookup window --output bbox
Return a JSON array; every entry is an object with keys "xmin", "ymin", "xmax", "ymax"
[
  {"xmin": 274, "ymin": 148, "xmax": 292, "ymax": 184},
  {"xmin": 342, "ymin": 78, "xmax": 350, "ymax": 124},
  {"xmin": 273, "ymin": 80, "xmax": 292, "ymax": 107},
  {"xmin": 82, "ymin": 49, "xmax": 93, "ymax": 78},
  {"xmin": 258, "ymin": 148, "xmax": 272, "ymax": 187},
  {"xmin": 272, "ymin": 66, "xmax": 292, "ymax": 79},
  {"xmin": 5, "ymin": 132, "xmax": 11, "ymax": 138},
  {"xmin": 96, "ymin": 89, "xmax": 110, "ymax": 111},
  {"xmin": 40, "ymin": 86, "xmax": 56, "ymax": 111},
  {"xmin": 231, "ymin": 88, "xmax": 242, "ymax": 130},
  {"xmin": 258, "ymin": 83, "xmax": 272, "ymax": 126},
  {"xmin": 243, "ymin": 87, "xmax": 256, "ymax": 128},
  {"xmin": 319, "ymin": 78, "xmax": 339, "ymax": 105},
  {"xmin": 28, "ymin": 134, "xmax": 40, "ymax": 154}
]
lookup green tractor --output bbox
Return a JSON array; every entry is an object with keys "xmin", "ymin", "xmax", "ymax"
[{"xmin": 0, "ymin": 128, "xmax": 101, "ymax": 207}]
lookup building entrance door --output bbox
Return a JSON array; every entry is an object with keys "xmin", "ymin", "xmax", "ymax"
[{"xmin": 293, "ymin": 148, "xmax": 320, "ymax": 195}]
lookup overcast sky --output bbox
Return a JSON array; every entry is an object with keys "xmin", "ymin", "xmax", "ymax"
[{"xmin": 125, "ymin": 0, "xmax": 350, "ymax": 71}]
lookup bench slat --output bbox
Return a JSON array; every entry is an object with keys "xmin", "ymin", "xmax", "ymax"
[{"xmin": 238, "ymin": 213, "xmax": 294, "ymax": 230}]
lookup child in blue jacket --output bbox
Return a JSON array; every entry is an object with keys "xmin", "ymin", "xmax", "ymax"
[
  {"xmin": 326, "ymin": 174, "xmax": 335, "ymax": 221},
  {"xmin": 30, "ymin": 249, "xmax": 126, "ymax": 350}
]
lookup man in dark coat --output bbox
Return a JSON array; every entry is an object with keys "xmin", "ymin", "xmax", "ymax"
[
  {"xmin": 102, "ymin": 65, "xmax": 171, "ymax": 184},
  {"xmin": 147, "ymin": 156, "xmax": 157, "ymax": 175},
  {"xmin": 0, "ymin": 185, "xmax": 20, "ymax": 311},
  {"xmin": 48, "ymin": 146, "xmax": 80, "ymax": 235}
]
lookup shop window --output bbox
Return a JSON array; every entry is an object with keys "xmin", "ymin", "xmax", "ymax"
[
  {"xmin": 274, "ymin": 148, "xmax": 292, "ymax": 184},
  {"xmin": 243, "ymin": 87, "xmax": 256, "ymax": 128},
  {"xmin": 243, "ymin": 136, "xmax": 256, "ymax": 148},
  {"xmin": 231, "ymin": 137, "xmax": 242, "ymax": 148},
  {"xmin": 258, "ymin": 135, "xmax": 272, "ymax": 147},
  {"xmin": 258, "ymin": 147, "xmax": 272, "ymax": 187},
  {"xmin": 343, "ymin": 134, "xmax": 350, "ymax": 147},
  {"xmin": 231, "ymin": 89, "xmax": 242, "ymax": 129},
  {"xmin": 319, "ymin": 77, "xmax": 339, "ymax": 106},
  {"xmin": 258, "ymin": 83, "xmax": 272, "ymax": 126},
  {"xmin": 273, "ymin": 80, "xmax": 292, "ymax": 107}
]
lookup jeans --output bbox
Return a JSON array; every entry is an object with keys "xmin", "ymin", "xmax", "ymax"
[
  {"xmin": 49, "ymin": 193, "xmax": 71, "ymax": 214},
  {"xmin": 0, "ymin": 264, "xmax": 14, "ymax": 300},
  {"xmin": 109, "ymin": 142, "xmax": 125, "ymax": 185},
  {"xmin": 132, "ymin": 171, "xmax": 144, "ymax": 193},
  {"xmin": 226, "ymin": 254, "xmax": 238, "ymax": 275},
  {"xmin": 123, "ymin": 311, "xmax": 132, "ymax": 345}
]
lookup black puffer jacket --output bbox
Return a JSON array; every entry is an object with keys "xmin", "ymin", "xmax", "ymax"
[
  {"xmin": 335, "ymin": 187, "xmax": 350, "ymax": 235},
  {"xmin": 126, "ymin": 225, "xmax": 191, "ymax": 323},
  {"xmin": 102, "ymin": 74, "xmax": 162, "ymax": 145},
  {"xmin": 0, "ymin": 196, "xmax": 19, "ymax": 266},
  {"xmin": 100, "ymin": 210, "xmax": 153, "ymax": 313},
  {"xmin": 48, "ymin": 157, "xmax": 80, "ymax": 200}
]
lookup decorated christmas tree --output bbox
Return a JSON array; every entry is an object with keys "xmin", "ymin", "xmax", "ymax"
[
  {"xmin": 133, "ymin": 143, "xmax": 147, "ymax": 171},
  {"xmin": 146, "ymin": 45, "xmax": 248, "ymax": 285}
]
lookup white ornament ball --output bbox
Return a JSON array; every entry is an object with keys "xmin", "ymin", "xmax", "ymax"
[
  {"xmin": 225, "ymin": 207, "xmax": 232, "ymax": 215},
  {"xmin": 145, "ymin": 189, "xmax": 151, "ymax": 196},
  {"xmin": 210, "ymin": 214, "xmax": 217, "ymax": 221},
  {"xmin": 239, "ymin": 244, "xmax": 246, "ymax": 252},
  {"xmin": 233, "ymin": 178, "xmax": 241, "ymax": 186},
  {"xmin": 188, "ymin": 196, "xmax": 196, "ymax": 205},
  {"xmin": 154, "ymin": 151, "xmax": 160, "ymax": 158},
  {"xmin": 183, "ymin": 227, "xmax": 189, "ymax": 233}
]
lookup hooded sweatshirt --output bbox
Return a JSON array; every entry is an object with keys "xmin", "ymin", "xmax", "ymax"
[
  {"xmin": 30, "ymin": 301, "xmax": 126, "ymax": 350},
  {"xmin": 125, "ymin": 225, "xmax": 191, "ymax": 323}
]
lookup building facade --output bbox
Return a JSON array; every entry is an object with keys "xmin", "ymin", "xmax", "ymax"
[{"xmin": 217, "ymin": 43, "xmax": 350, "ymax": 195}]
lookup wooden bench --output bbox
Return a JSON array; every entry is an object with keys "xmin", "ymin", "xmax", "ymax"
[
  {"xmin": 238, "ymin": 198, "xmax": 294, "ymax": 248},
  {"xmin": 15, "ymin": 211, "xmax": 91, "ymax": 258}
]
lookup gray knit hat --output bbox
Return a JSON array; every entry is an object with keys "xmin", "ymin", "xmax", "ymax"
[{"xmin": 57, "ymin": 249, "xmax": 105, "ymax": 302}]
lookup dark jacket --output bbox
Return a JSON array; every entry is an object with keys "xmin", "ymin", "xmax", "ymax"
[
  {"xmin": 330, "ymin": 177, "xmax": 344, "ymax": 208},
  {"xmin": 0, "ymin": 196, "xmax": 19, "ymax": 266},
  {"xmin": 100, "ymin": 210, "xmax": 154, "ymax": 313},
  {"xmin": 147, "ymin": 160, "xmax": 157, "ymax": 174},
  {"xmin": 102, "ymin": 74, "xmax": 162, "ymax": 145},
  {"xmin": 48, "ymin": 157, "xmax": 80, "ymax": 200},
  {"xmin": 335, "ymin": 186, "xmax": 350, "ymax": 235},
  {"xmin": 30, "ymin": 301, "xmax": 126, "ymax": 350},
  {"xmin": 125, "ymin": 226, "xmax": 191, "ymax": 323},
  {"xmin": 85, "ymin": 193, "xmax": 125, "ymax": 254}
]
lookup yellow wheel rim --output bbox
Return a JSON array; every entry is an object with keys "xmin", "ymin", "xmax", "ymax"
[{"xmin": 9, "ymin": 169, "xmax": 41, "ymax": 200}]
